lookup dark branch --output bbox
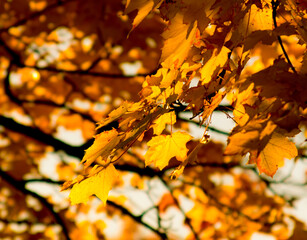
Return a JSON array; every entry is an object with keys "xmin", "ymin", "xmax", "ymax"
[
  {"xmin": 177, "ymin": 115, "xmax": 230, "ymax": 136},
  {"xmin": 116, "ymin": 164, "xmax": 163, "ymax": 177},
  {"xmin": 4, "ymin": 65, "xmax": 96, "ymax": 122},
  {"xmin": 21, "ymin": 178, "xmax": 65, "ymax": 185},
  {"xmin": 22, "ymin": 64, "xmax": 153, "ymax": 78},
  {"xmin": 0, "ymin": 115, "xmax": 85, "ymax": 158}
]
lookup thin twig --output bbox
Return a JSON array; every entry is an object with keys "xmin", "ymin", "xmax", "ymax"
[
  {"xmin": 107, "ymin": 200, "xmax": 168, "ymax": 239},
  {"xmin": 272, "ymin": 0, "xmax": 297, "ymax": 74},
  {"xmin": 159, "ymin": 177, "xmax": 200, "ymax": 240}
]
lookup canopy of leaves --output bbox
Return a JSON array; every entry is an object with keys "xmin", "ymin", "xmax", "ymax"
[{"xmin": 1, "ymin": 0, "xmax": 307, "ymax": 239}]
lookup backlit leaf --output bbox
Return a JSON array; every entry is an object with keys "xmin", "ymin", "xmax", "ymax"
[
  {"xmin": 200, "ymin": 46, "xmax": 230, "ymax": 84},
  {"xmin": 145, "ymin": 131, "xmax": 192, "ymax": 170},
  {"xmin": 97, "ymin": 102, "xmax": 143, "ymax": 129},
  {"xmin": 81, "ymin": 129, "xmax": 121, "ymax": 168},
  {"xmin": 161, "ymin": 13, "xmax": 198, "ymax": 68},
  {"xmin": 225, "ymin": 120, "xmax": 277, "ymax": 156},
  {"xmin": 256, "ymin": 132, "xmax": 298, "ymax": 177},
  {"xmin": 69, "ymin": 164, "xmax": 119, "ymax": 205},
  {"xmin": 125, "ymin": 0, "xmax": 163, "ymax": 31},
  {"xmin": 152, "ymin": 111, "xmax": 176, "ymax": 135}
]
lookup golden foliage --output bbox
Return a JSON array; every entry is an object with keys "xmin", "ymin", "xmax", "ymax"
[{"xmin": 1, "ymin": 0, "xmax": 307, "ymax": 239}]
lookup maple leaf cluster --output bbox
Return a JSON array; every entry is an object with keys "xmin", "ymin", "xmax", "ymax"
[
  {"xmin": 1, "ymin": 0, "xmax": 307, "ymax": 239},
  {"xmin": 62, "ymin": 0, "xmax": 307, "ymax": 207}
]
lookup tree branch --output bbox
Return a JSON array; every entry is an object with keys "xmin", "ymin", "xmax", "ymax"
[
  {"xmin": 0, "ymin": 115, "xmax": 85, "ymax": 158},
  {"xmin": 0, "ymin": 0, "xmax": 77, "ymax": 33},
  {"xmin": 4, "ymin": 62, "xmax": 96, "ymax": 123},
  {"xmin": 0, "ymin": 169, "xmax": 71, "ymax": 240},
  {"xmin": 107, "ymin": 200, "xmax": 167, "ymax": 239},
  {"xmin": 177, "ymin": 114, "xmax": 230, "ymax": 136}
]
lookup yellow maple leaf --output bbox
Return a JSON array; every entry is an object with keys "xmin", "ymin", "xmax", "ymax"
[
  {"xmin": 235, "ymin": 4, "xmax": 273, "ymax": 41},
  {"xmin": 200, "ymin": 46, "xmax": 230, "ymax": 84},
  {"xmin": 246, "ymin": 4, "xmax": 273, "ymax": 32},
  {"xmin": 145, "ymin": 131, "xmax": 192, "ymax": 170},
  {"xmin": 232, "ymin": 83, "xmax": 256, "ymax": 126},
  {"xmin": 256, "ymin": 132, "xmax": 297, "ymax": 177},
  {"xmin": 69, "ymin": 164, "xmax": 119, "ymax": 205},
  {"xmin": 161, "ymin": 13, "xmax": 198, "ymax": 69},
  {"xmin": 81, "ymin": 129, "xmax": 121, "ymax": 168},
  {"xmin": 152, "ymin": 111, "xmax": 176, "ymax": 135}
]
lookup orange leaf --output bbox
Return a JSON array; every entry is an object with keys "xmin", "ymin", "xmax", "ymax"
[
  {"xmin": 125, "ymin": 0, "xmax": 163, "ymax": 31},
  {"xmin": 200, "ymin": 46, "xmax": 230, "ymax": 84},
  {"xmin": 97, "ymin": 101, "xmax": 142, "ymax": 129},
  {"xmin": 256, "ymin": 132, "xmax": 298, "ymax": 177},
  {"xmin": 224, "ymin": 120, "xmax": 277, "ymax": 156},
  {"xmin": 161, "ymin": 13, "xmax": 198, "ymax": 68},
  {"xmin": 145, "ymin": 131, "xmax": 192, "ymax": 170}
]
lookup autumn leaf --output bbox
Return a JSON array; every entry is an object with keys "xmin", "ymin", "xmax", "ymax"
[
  {"xmin": 224, "ymin": 120, "xmax": 277, "ymax": 156},
  {"xmin": 180, "ymin": 85, "xmax": 206, "ymax": 116},
  {"xmin": 152, "ymin": 111, "xmax": 176, "ymax": 135},
  {"xmin": 69, "ymin": 164, "xmax": 119, "ymax": 205},
  {"xmin": 3, "ymin": 0, "xmax": 307, "ymax": 238},
  {"xmin": 159, "ymin": 68, "xmax": 178, "ymax": 89},
  {"xmin": 160, "ymin": 12, "xmax": 198, "ymax": 68},
  {"xmin": 238, "ymin": 3, "xmax": 273, "ymax": 38},
  {"xmin": 243, "ymin": 30, "xmax": 275, "ymax": 52},
  {"xmin": 200, "ymin": 46, "xmax": 230, "ymax": 84},
  {"xmin": 301, "ymin": 51, "xmax": 307, "ymax": 74},
  {"xmin": 81, "ymin": 129, "xmax": 121, "ymax": 168},
  {"xmin": 125, "ymin": 0, "xmax": 163, "ymax": 31},
  {"xmin": 97, "ymin": 102, "xmax": 143, "ymax": 129},
  {"xmin": 145, "ymin": 131, "xmax": 192, "ymax": 170},
  {"xmin": 256, "ymin": 132, "xmax": 298, "ymax": 177},
  {"xmin": 170, "ymin": 141, "xmax": 205, "ymax": 179},
  {"xmin": 201, "ymin": 92, "xmax": 225, "ymax": 125}
]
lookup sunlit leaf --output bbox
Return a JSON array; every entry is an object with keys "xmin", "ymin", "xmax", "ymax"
[
  {"xmin": 256, "ymin": 132, "xmax": 298, "ymax": 177},
  {"xmin": 81, "ymin": 129, "xmax": 121, "ymax": 168},
  {"xmin": 200, "ymin": 46, "xmax": 230, "ymax": 84},
  {"xmin": 125, "ymin": 0, "xmax": 163, "ymax": 31},
  {"xmin": 152, "ymin": 111, "xmax": 176, "ymax": 135},
  {"xmin": 161, "ymin": 13, "xmax": 198, "ymax": 68},
  {"xmin": 69, "ymin": 164, "xmax": 119, "ymax": 205},
  {"xmin": 145, "ymin": 131, "xmax": 192, "ymax": 170},
  {"xmin": 225, "ymin": 120, "xmax": 277, "ymax": 156}
]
